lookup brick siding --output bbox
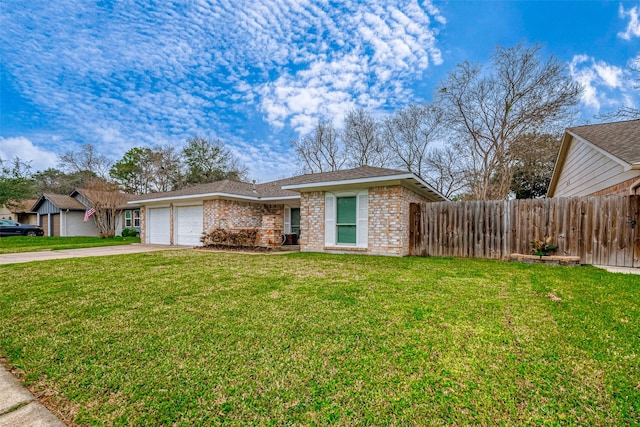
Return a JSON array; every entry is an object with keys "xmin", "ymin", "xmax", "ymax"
[
  {"xmin": 589, "ymin": 177, "xmax": 639, "ymax": 197},
  {"xmin": 300, "ymin": 185, "xmax": 431, "ymax": 256}
]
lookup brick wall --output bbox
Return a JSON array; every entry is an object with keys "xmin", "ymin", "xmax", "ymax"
[
  {"xmin": 139, "ymin": 207, "xmax": 146, "ymax": 243},
  {"xmin": 299, "ymin": 185, "xmax": 431, "ymax": 256},
  {"xmin": 368, "ymin": 186, "xmax": 431, "ymax": 256},
  {"xmin": 589, "ymin": 176, "xmax": 639, "ymax": 196},
  {"xmin": 203, "ymin": 199, "xmax": 264, "ymax": 231},
  {"xmin": 300, "ymin": 191, "xmax": 325, "ymax": 251},
  {"xmin": 202, "ymin": 199, "xmax": 284, "ymax": 247}
]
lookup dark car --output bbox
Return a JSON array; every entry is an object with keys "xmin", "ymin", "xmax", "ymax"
[{"xmin": 0, "ymin": 219, "xmax": 45, "ymax": 237}]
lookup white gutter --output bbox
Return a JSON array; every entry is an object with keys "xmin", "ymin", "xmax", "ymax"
[
  {"xmin": 282, "ymin": 173, "xmax": 447, "ymax": 200},
  {"xmin": 128, "ymin": 192, "xmax": 300, "ymax": 205}
]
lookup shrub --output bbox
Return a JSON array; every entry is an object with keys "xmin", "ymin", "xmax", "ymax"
[
  {"xmin": 121, "ymin": 228, "xmax": 139, "ymax": 237},
  {"xmin": 530, "ymin": 236, "xmax": 558, "ymax": 256},
  {"xmin": 201, "ymin": 228, "xmax": 258, "ymax": 248}
]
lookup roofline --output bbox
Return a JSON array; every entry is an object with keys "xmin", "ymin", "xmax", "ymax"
[
  {"xmin": 547, "ymin": 129, "xmax": 635, "ymax": 197},
  {"xmin": 281, "ymin": 173, "xmax": 448, "ymax": 200},
  {"xmin": 129, "ymin": 192, "xmax": 300, "ymax": 204},
  {"xmin": 283, "ymin": 173, "xmax": 448, "ymax": 200}
]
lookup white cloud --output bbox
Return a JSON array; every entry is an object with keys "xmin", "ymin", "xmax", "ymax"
[
  {"xmin": 618, "ymin": 4, "xmax": 640, "ymax": 40},
  {"xmin": 0, "ymin": 0, "xmax": 445, "ymax": 180},
  {"xmin": 569, "ymin": 55, "xmax": 636, "ymax": 114},
  {"xmin": 0, "ymin": 137, "xmax": 58, "ymax": 172}
]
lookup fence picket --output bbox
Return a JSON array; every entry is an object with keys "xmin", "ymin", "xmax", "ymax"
[{"xmin": 417, "ymin": 195, "xmax": 637, "ymax": 267}]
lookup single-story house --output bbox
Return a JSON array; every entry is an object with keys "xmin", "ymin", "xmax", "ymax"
[
  {"xmin": 31, "ymin": 189, "xmax": 141, "ymax": 237},
  {"xmin": 547, "ymin": 119, "xmax": 640, "ymax": 197},
  {"xmin": 0, "ymin": 199, "xmax": 38, "ymax": 224},
  {"xmin": 130, "ymin": 166, "xmax": 447, "ymax": 256}
]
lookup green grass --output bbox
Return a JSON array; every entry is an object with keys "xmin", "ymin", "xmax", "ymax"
[
  {"xmin": 0, "ymin": 236, "xmax": 141, "ymax": 253},
  {"xmin": 0, "ymin": 252, "xmax": 638, "ymax": 426}
]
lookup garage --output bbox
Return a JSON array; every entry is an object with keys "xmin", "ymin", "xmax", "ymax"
[
  {"xmin": 147, "ymin": 207, "xmax": 171, "ymax": 245},
  {"xmin": 175, "ymin": 205, "xmax": 203, "ymax": 246}
]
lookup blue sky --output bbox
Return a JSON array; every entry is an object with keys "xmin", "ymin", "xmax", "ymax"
[{"xmin": 1, "ymin": 1, "xmax": 639, "ymax": 182}]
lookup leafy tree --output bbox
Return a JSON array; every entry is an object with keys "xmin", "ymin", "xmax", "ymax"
[
  {"xmin": 32, "ymin": 168, "xmax": 96, "ymax": 195},
  {"xmin": 0, "ymin": 157, "xmax": 37, "ymax": 208},
  {"xmin": 437, "ymin": 43, "xmax": 582, "ymax": 200},
  {"xmin": 510, "ymin": 133, "xmax": 561, "ymax": 199},
  {"xmin": 292, "ymin": 118, "xmax": 345, "ymax": 174},
  {"xmin": 110, "ymin": 147, "xmax": 154, "ymax": 194},
  {"xmin": 182, "ymin": 137, "xmax": 247, "ymax": 185},
  {"xmin": 110, "ymin": 145, "xmax": 184, "ymax": 193}
]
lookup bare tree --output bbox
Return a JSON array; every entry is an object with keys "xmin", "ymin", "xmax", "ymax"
[
  {"xmin": 437, "ymin": 43, "xmax": 582, "ymax": 200},
  {"xmin": 81, "ymin": 179, "xmax": 128, "ymax": 238},
  {"xmin": 382, "ymin": 103, "xmax": 444, "ymax": 178},
  {"xmin": 292, "ymin": 118, "xmax": 345, "ymax": 173},
  {"xmin": 58, "ymin": 143, "xmax": 113, "ymax": 179},
  {"xmin": 150, "ymin": 145, "xmax": 183, "ymax": 192},
  {"xmin": 424, "ymin": 146, "xmax": 468, "ymax": 199},
  {"xmin": 343, "ymin": 108, "xmax": 391, "ymax": 168}
]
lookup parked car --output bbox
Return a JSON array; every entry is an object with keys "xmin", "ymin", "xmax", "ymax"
[{"xmin": 0, "ymin": 219, "xmax": 45, "ymax": 237}]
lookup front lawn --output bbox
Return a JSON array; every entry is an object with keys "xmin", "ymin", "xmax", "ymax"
[
  {"xmin": 0, "ymin": 236, "xmax": 141, "ymax": 254},
  {"xmin": 0, "ymin": 252, "xmax": 638, "ymax": 425}
]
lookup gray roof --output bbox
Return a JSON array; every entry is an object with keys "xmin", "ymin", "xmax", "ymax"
[
  {"xmin": 281, "ymin": 165, "xmax": 412, "ymax": 185},
  {"xmin": 569, "ymin": 119, "xmax": 640, "ymax": 165},
  {"xmin": 40, "ymin": 194, "xmax": 86, "ymax": 210},
  {"xmin": 133, "ymin": 179, "xmax": 298, "ymax": 201},
  {"xmin": 131, "ymin": 166, "xmax": 447, "ymax": 203}
]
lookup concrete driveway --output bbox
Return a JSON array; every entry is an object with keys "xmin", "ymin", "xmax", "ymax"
[{"xmin": 0, "ymin": 244, "xmax": 191, "ymax": 265}]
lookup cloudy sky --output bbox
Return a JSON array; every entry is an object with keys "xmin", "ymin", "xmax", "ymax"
[{"xmin": 1, "ymin": 1, "xmax": 639, "ymax": 181}]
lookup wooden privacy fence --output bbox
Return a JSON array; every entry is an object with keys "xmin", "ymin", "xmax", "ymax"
[{"xmin": 413, "ymin": 195, "xmax": 640, "ymax": 268}]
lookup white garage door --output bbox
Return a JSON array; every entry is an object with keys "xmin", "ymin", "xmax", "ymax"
[
  {"xmin": 175, "ymin": 205, "xmax": 203, "ymax": 246},
  {"xmin": 148, "ymin": 207, "xmax": 171, "ymax": 245}
]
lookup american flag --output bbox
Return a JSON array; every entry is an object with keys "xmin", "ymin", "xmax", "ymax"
[{"xmin": 83, "ymin": 207, "xmax": 96, "ymax": 222}]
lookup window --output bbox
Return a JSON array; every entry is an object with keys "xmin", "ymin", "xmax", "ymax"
[
  {"xmin": 291, "ymin": 208, "xmax": 301, "ymax": 237},
  {"xmin": 325, "ymin": 190, "xmax": 368, "ymax": 248},
  {"xmin": 125, "ymin": 210, "xmax": 140, "ymax": 228},
  {"xmin": 336, "ymin": 197, "xmax": 356, "ymax": 244}
]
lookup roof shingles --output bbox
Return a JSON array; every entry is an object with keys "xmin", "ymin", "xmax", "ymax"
[{"xmin": 569, "ymin": 119, "xmax": 640, "ymax": 165}]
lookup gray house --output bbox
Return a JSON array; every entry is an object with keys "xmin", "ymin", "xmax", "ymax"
[{"xmin": 31, "ymin": 190, "xmax": 140, "ymax": 237}]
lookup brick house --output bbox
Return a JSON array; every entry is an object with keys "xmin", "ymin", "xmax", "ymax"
[
  {"xmin": 547, "ymin": 120, "xmax": 640, "ymax": 197},
  {"xmin": 131, "ymin": 166, "xmax": 447, "ymax": 256}
]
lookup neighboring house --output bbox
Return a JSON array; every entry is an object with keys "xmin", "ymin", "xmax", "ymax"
[
  {"xmin": 131, "ymin": 166, "xmax": 447, "ymax": 256},
  {"xmin": 0, "ymin": 199, "xmax": 38, "ymax": 224},
  {"xmin": 547, "ymin": 119, "xmax": 640, "ymax": 198},
  {"xmin": 31, "ymin": 190, "xmax": 141, "ymax": 237}
]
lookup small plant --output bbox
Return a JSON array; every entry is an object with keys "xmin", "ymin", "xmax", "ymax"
[
  {"xmin": 121, "ymin": 228, "xmax": 138, "ymax": 237},
  {"xmin": 530, "ymin": 236, "xmax": 558, "ymax": 256}
]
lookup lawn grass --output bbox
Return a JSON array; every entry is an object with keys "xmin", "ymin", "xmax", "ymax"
[
  {"xmin": 0, "ymin": 236, "xmax": 141, "ymax": 254},
  {"xmin": 0, "ymin": 251, "xmax": 638, "ymax": 426}
]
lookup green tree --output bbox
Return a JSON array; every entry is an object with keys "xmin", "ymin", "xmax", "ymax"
[
  {"xmin": 110, "ymin": 147, "xmax": 153, "ymax": 194},
  {"xmin": 182, "ymin": 137, "xmax": 247, "ymax": 185},
  {"xmin": 510, "ymin": 133, "xmax": 561, "ymax": 199},
  {"xmin": 32, "ymin": 168, "xmax": 96, "ymax": 195},
  {"xmin": 0, "ymin": 157, "xmax": 37, "ymax": 208}
]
